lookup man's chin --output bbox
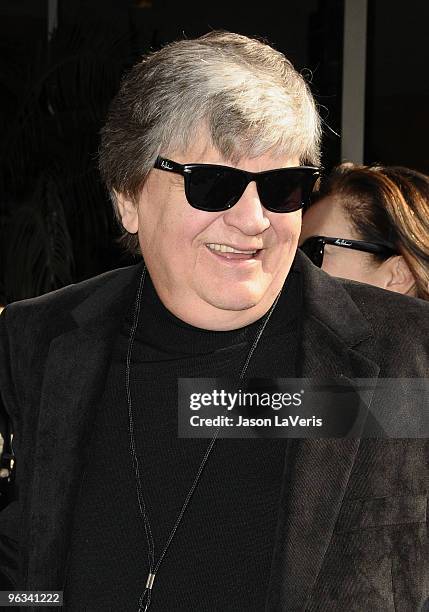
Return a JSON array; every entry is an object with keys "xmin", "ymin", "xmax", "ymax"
[
  {"xmin": 201, "ymin": 288, "xmax": 266, "ymax": 313},
  {"xmin": 211, "ymin": 299, "xmax": 258, "ymax": 312}
]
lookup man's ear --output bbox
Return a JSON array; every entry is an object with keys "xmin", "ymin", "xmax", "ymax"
[
  {"xmin": 383, "ymin": 255, "xmax": 416, "ymax": 296},
  {"xmin": 114, "ymin": 190, "xmax": 139, "ymax": 234}
]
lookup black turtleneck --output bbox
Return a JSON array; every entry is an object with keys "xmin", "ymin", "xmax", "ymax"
[{"xmin": 64, "ymin": 261, "xmax": 302, "ymax": 611}]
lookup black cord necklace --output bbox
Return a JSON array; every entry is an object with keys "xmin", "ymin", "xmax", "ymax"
[{"xmin": 125, "ymin": 265, "xmax": 281, "ymax": 612}]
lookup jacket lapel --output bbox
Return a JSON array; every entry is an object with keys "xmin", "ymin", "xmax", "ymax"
[
  {"xmin": 266, "ymin": 254, "xmax": 380, "ymax": 611},
  {"xmin": 25, "ymin": 265, "xmax": 140, "ymax": 590}
]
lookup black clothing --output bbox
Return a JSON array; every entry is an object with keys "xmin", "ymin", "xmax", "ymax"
[
  {"xmin": 1, "ymin": 252, "xmax": 429, "ymax": 611},
  {"xmin": 65, "ymin": 270, "xmax": 302, "ymax": 611}
]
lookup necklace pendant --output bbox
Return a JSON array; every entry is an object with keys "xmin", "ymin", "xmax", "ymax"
[
  {"xmin": 146, "ymin": 572, "xmax": 156, "ymax": 589},
  {"xmin": 138, "ymin": 573, "xmax": 156, "ymax": 612}
]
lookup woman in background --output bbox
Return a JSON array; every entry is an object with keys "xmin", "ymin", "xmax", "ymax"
[{"xmin": 300, "ymin": 163, "xmax": 429, "ymax": 300}]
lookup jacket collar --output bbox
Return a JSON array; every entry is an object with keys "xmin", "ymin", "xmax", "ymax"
[{"xmin": 25, "ymin": 255, "xmax": 379, "ymax": 608}]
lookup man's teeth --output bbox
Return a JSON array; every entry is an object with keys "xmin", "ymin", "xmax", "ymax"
[{"xmin": 207, "ymin": 243, "xmax": 257, "ymax": 254}]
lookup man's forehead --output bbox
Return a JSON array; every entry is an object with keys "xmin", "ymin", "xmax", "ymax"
[
  {"xmin": 163, "ymin": 136, "xmax": 223, "ymax": 164},
  {"xmin": 163, "ymin": 140, "xmax": 297, "ymax": 169}
]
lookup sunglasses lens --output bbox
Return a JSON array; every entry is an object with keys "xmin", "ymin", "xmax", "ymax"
[
  {"xmin": 186, "ymin": 167, "xmax": 247, "ymax": 211},
  {"xmin": 184, "ymin": 165, "xmax": 319, "ymax": 213},
  {"xmin": 257, "ymin": 170, "xmax": 317, "ymax": 213},
  {"xmin": 300, "ymin": 238, "xmax": 324, "ymax": 267}
]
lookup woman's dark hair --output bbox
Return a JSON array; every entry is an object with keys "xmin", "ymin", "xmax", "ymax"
[{"xmin": 311, "ymin": 163, "xmax": 429, "ymax": 300}]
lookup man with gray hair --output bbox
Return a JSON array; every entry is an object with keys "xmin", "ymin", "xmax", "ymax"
[{"xmin": 0, "ymin": 31, "xmax": 428, "ymax": 611}]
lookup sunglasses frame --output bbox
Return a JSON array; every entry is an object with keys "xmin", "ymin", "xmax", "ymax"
[
  {"xmin": 154, "ymin": 156, "xmax": 320, "ymax": 213},
  {"xmin": 300, "ymin": 235, "xmax": 398, "ymax": 268}
]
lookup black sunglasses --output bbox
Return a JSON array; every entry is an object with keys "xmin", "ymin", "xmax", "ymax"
[
  {"xmin": 300, "ymin": 235, "xmax": 398, "ymax": 268},
  {"xmin": 154, "ymin": 156, "xmax": 320, "ymax": 213}
]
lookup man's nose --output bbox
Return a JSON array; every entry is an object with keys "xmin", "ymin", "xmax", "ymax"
[{"xmin": 222, "ymin": 181, "xmax": 270, "ymax": 235}]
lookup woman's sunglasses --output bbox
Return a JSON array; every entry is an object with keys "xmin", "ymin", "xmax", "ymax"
[
  {"xmin": 154, "ymin": 156, "xmax": 320, "ymax": 213},
  {"xmin": 300, "ymin": 235, "xmax": 398, "ymax": 268}
]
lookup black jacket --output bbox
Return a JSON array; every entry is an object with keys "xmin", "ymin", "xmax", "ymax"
[{"xmin": 0, "ymin": 252, "xmax": 428, "ymax": 611}]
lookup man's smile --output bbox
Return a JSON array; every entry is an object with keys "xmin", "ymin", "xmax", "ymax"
[
  {"xmin": 206, "ymin": 243, "xmax": 259, "ymax": 254},
  {"xmin": 205, "ymin": 242, "xmax": 263, "ymax": 261}
]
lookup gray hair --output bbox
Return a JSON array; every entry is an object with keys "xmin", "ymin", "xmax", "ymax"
[{"xmin": 99, "ymin": 31, "xmax": 322, "ymax": 254}]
